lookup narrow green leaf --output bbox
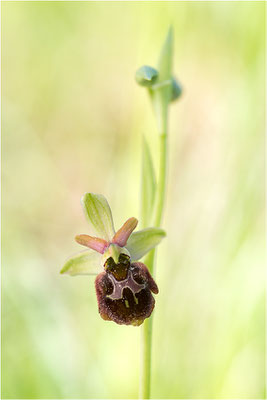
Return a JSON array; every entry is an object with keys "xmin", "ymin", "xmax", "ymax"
[
  {"xmin": 81, "ymin": 193, "xmax": 115, "ymax": 241},
  {"xmin": 150, "ymin": 27, "xmax": 174, "ymax": 132},
  {"xmin": 126, "ymin": 227, "xmax": 166, "ymax": 261},
  {"xmin": 141, "ymin": 137, "xmax": 156, "ymax": 228},
  {"xmin": 158, "ymin": 26, "xmax": 173, "ymax": 82},
  {"xmin": 60, "ymin": 250, "xmax": 102, "ymax": 276}
]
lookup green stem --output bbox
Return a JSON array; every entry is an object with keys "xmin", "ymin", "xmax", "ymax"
[
  {"xmin": 139, "ymin": 314, "xmax": 152, "ymax": 399},
  {"xmin": 139, "ymin": 104, "xmax": 168, "ymax": 399},
  {"xmin": 154, "ymin": 132, "xmax": 167, "ymax": 227}
]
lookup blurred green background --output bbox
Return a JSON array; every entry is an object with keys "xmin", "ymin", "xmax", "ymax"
[{"xmin": 2, "ymin": 1, "xmax": 265, "ymax": 399}]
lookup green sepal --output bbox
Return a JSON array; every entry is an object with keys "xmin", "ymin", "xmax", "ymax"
[
  {"xmin": 141, "ymin": 137, "xmax": 156, "ymax": 227},
  {"xmin": 126, "ymin": 227, "xmax": 166, "ymax": 261},
  {"xmin": 135, "ymin": 65, "xmax": 158, "ymax": 87},
  {"xmin": 60, "ymin": 250, "xmax": 102, "ymax": 276},
  {"xmin": 81, "ymin": 193, "xmax": 115, "ymax": 241}
]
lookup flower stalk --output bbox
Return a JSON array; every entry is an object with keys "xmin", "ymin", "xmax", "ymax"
[
  {"xmin": 136, "ymin": 27, "xmax": 182, "ymax": 399},
  {"xmin": 140, "ymin": 132, "xmax": 168, "ymax": 400}
]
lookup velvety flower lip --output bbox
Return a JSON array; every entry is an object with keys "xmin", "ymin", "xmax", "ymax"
[
  {"xmin": 61, "ymin": 193, "xmax": 165, "ymax": 326},
  {"xmin": 95, "ymin": 262, "xmax": 158, "ymax": 326}
]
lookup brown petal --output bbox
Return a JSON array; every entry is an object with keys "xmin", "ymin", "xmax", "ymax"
[
  {"xmin": 112, "ymin": 217, "xmax": 138, "ymax": 247},
  {"xmin": 75, "ymin": 234, "xmax": 109, "ymax": 254}
]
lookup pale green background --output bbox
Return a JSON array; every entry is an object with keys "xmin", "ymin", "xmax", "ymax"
[{"xmin": 2, "ymin": 1, "xmax": 265, "ymax": 399}]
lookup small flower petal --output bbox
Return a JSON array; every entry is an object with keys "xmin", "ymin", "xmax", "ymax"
[
  {"xmin": 60, "ymin": 250, "xmax": 102, "ymax": 276},
  {"xmin": 126, "ymin": 227, "xmax": 166, "ymax": 261},
  {"xmin": 75, "ymin": 234, "xmax": 109, "ymax": 254},
  {"xmin": 112, "ymin": 217, "xmax": 138, "ymax": 247},
  {"xmin": 81, "ymin": 193, "xmax": 115, "ymax": 241}
]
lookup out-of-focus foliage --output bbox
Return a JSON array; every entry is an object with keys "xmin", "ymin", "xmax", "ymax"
[{"xmin": 2, "ymin": 2, "xmax": 265, "ymax": 399}]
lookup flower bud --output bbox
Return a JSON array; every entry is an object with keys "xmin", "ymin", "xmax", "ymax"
[
  {"xmin": 171, "ymin": 77, "xmax": 182, "ymax": 101},
  {"xmin": 135, "ymin": 65, "xmax": 158, "ymax": 87}
]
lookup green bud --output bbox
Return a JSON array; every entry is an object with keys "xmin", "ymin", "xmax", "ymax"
[
  {"xmin": 171, "ymin": 77, "xmax": 182, "ymax": 101},
  {"xmin": 135, "ymin": 65, "xmax": 158, "ymax": 87}
]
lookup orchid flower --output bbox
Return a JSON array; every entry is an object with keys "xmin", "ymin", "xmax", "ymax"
[{"xmin": 61, "ymin": 193, "xmax": 166, "ymax": 326}]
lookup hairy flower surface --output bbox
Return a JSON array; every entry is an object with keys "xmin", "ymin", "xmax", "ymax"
[{"xmin": 61, "ymin": 193, "xmax": 165, "ymax": 326}]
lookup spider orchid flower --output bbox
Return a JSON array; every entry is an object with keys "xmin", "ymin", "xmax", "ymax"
[{"xmin": 61, "ymin": 193, "xmax": 166, "ymax": 326}]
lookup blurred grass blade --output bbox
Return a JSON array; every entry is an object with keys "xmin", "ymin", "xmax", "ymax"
[
  {"xmin": 141, "ymin": 137, "xmax": 156, "ymax": 227},
  {"xmin": 126, "ymin": 227, "xmax": 166, "ymax": 261},
  {"xmin": 60, "ymin": 250, "xmax": 102, "ymax": 276},
  {"xmin": 81, "ymin": 193, "xmax": 115, "ymax": 241}
]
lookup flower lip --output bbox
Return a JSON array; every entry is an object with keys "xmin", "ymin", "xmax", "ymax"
[{"xmin": 95, "ymin": 261, "xmax": 158, "ymax": 326}]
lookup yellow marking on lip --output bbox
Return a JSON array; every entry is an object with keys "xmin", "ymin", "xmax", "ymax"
[
  {"xmin": 125, "ymin": 299, "xmax": 130, "ymax": 308},
  {"xmin": 134, "ymin": 296, "xmax": 138, "ymax": 305}
]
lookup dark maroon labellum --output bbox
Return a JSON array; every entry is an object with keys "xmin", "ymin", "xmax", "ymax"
[{"xmin": 95, "ymin": 254, "xmax": 159, "ymax": 326}]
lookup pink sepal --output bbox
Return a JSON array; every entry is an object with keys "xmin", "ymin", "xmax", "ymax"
[
  {"xmin": 75, "ymin": 234, "xmax": 109, "ymax": 254},
  {"xmin": 112, "ymin": 217, "xmax": 138, "ymax": 247}
]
